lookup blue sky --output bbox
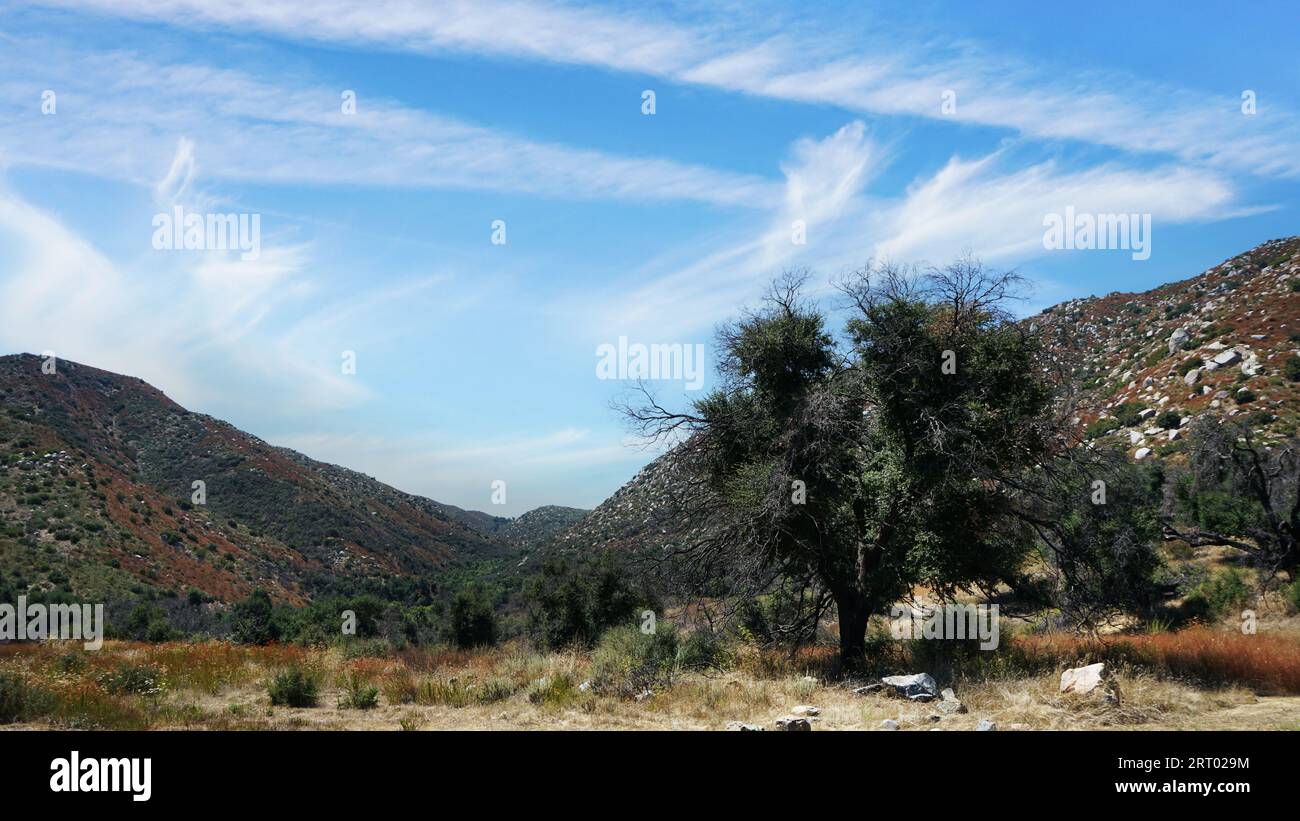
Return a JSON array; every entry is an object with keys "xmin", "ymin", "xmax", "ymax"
[{"xmin": 0, "ymin": 1, "xmax": 1297, "ymax": 515}]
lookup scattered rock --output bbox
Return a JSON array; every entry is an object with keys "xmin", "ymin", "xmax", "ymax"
[
  {"xmin": 1060, "ymin": 662, "xmax": 1108, "ymax": 695},
  {"xmin": 975, "ymin": 719, "xmax": 997, "ymax": 732},
  {"xmin": 1213, "ymin": 349, "xmax": 1242, "ymax": 367},
  {"xmin": 774, "ymin": 716, "xmax": 812, "ymax": 731},
  {"xmin": 1060, "ymin": 662, "xmax": 1121, "ymax": 704},
  {"xmin": 878, "ymin": 719, "xmax": 899, "ymax": 731},
  {"xmin": 726, "ymin": 721, "xmax": 765, "ymax": 732},
  {"xmin": 880, "ymin": 673, "xmax": 939, "ymax": 701},
  {"xmin": 1134, "ymin": 447, "xmax": 1152, "ymax": 460},
  {"xmin": 1168, "ymin": 327, "xmax": 1189, "ymax": 354},
  {"xmin": 851, "ymin": 683, "xmax": 884, "ymax": 696},
  {"xmin": 1183, "ymin": 368, "xmax": 1200, "ymax": 386},
  {"xmin": 792, "ymin": 705, "xmax": 820, "ymax": 717},
  {"xmin": 937, "ymin": 687, "xmax": 967, "ymax": 714}
]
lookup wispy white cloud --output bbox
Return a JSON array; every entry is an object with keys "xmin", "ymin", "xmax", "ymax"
[
  {"xmin": 0, "ymin": 40, "xmax": 780, "ymax": 208},
  {"xmin": 564, "ymin": 122, "xmax": 1254, "ymax": 342},
  {"xmin": 872, "ymin": 152, "xmax": 1261, "ymax": 264},
  {"xmin": 274, "ymin": 427, "xmax": 656, "ymax": 513},
  {"xmin": 0, "ymin": 185, "xmax": 423, "ymax": 416},
  {"xmin": 36, "ymin": 0, "xmax": 1300, "ymax": 177}
]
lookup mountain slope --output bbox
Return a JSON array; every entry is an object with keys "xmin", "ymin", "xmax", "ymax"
[
  {"xmin": 1033, "ymin": 236, "xmax": 1300, "ymax": 453},
  {"xmin": 0, "ymin": 354, "xmax": 508, "ymax": 604},
  {"xmin": 547, "ymin": 237, "xmax": 1300, "ymax": 560}
]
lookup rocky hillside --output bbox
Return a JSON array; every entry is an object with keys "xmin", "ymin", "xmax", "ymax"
[
  {"xmin": 546, "ymin": 237, "xmax": 1300, "ymax": 559},
  {"xmin": 0, "ymin": 354, "xmax": 510, "ymax": 605},
  {"xmin": 1034, "ymin": 236, "xmax": 1300, "ymax": 456},
  {"xmin": 498, "ymin": 505, "xmax": 588, "ymax": 555}
]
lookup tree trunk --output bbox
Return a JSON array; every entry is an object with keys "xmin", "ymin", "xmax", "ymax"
[{"xmin": 835, "ymin": 591, "xmax": 871, "ymax": 664}]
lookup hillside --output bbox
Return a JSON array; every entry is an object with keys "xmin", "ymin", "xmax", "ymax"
[
  {"xmin": 498, "ymin": 505, "xmax": 589, "ymax": 555},
  {"xmin": 0, "ymin": 354, "xmax": 510, "ymax": 605},
  {"xmin": 546, "ymin": 237, "xmax": 1300, "ymax": 560},
  {"xmin": 1034, "ymin": 236, "xmax": 1300, "ymax": 454}
]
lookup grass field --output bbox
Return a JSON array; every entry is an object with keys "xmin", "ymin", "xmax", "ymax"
[{"xmin": 3, "ymin": 621, "xmax": 1300, "ymax": 731}]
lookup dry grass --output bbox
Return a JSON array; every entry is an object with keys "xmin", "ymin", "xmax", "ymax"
[{"xmin": 1, "ymin": 632, "xmax": 1299, "ymax": 730}]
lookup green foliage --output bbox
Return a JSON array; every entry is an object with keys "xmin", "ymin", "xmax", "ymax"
[
  {"xmin": 1234, "ymin": 388, "xmax": 1256, "ymax": 404},
  {"xmin": 1284, "ymin": 355, "xmax": 1300, "ymax": 382},
  {"xmin": 268, "ymin": 666, "xmax": 319, "ymax": 707},
  {"xmin": 448, "ymin": 585, "xmax": 497, "ymax": 648},
  {"xmin": 675, "ymin": 629, "xmax": 727, "ymax": 670},
  {"xmin": 1176, "ymin": 482, "xmax": 1264, "ymax": 537},
  {"xmin": 1113, "ymin": 401, "xmax": 1147, "ymax": 428},
  {"xmin": 526, "ymin": 673, "xmax": 582, "ymax": 707},
  {"xmin": 1179, "ymin": 568, "xmax": 1251, "ymax": 623},
  {"xmin": 1026, "ymin": 454, "xmax": 1165, "ymax": 626},
  {"xmin": 99, "ymin": 663, "xmax": 165, "ymax": 696},
  {"xmin": 231, "ymin": 589, "xmax": 278, "ymax": 645},
  {"xmin": 1155, "ymin": 410, "xmax": 1182, "ymax": 430},
  {"xmin": 1287, "ymin": 578, "xmax": 1300, "ymax": 614},
  {"xmin": 666, "ymin": 263, "xmax": 1056, "ymax": 659},
  {"xmin": 524, "ymin": 556, "xmax": 645, "ymax": 649},
  {"xmin": 121, "ymin": 601, "xmax": 177, "ymax": 642},
  {"xmin": 0, "ymin": 672, "xmax": 48, "ymax": 724},
  {"xmin": 1085, "ymin": 417, "xmax": 1122, "ymax": 439},
  {"xmin": 337, "ymin": 672, "xmax": 380, "ymax": 709},
  {"xmin": 590, "ymin": 623, "xmax": 679, "ymax": 697}
]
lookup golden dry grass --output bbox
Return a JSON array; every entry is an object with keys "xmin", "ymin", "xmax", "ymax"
[{"xmin": 3, "ymin": 634, "xmax": 1300, "ymax": 731}]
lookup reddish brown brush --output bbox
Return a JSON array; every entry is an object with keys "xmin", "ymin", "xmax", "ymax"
[{"xmin": 1015, "ymin": 628, "xmax": 1300, "ymax": 694}]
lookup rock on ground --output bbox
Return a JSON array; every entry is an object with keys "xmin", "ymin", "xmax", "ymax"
[
  {"xmin": 881, "ymin": 673, "xmax": 939, "ymax": 701},
  {"xmin": 774, "ymin": 716, "xmax": 812, "ymax": 731}
]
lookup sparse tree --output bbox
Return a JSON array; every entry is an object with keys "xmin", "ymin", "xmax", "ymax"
[
  {"xmin": 623, "ymin": 259, "xmax": 1057, "ymax": 663},
  {"xmin": 1169, "ymin": 419, "xmax": 1300, "ymax": 578}
]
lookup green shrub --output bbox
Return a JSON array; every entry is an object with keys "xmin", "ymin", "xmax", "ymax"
[
  {"xmin": 448, "ymin": 586, "xmax": 498, "ymax": 649},
  {"xmin": 232, "ymin": 589, "xmax": 278, "ymax": 645},
  {"xmin": 1284, "ymin": 355, "xmax": 1300, "ymax": 383},
  {"xmin": 1286, "ymin": 578, "xmax": 1300, "ymax": 615},
  {"xmin": 0, "ymin": 672, "xmax": 47, "ymax": 724},
  {"xmin": 526, "ymin": 673, "xmax": 581, "ymax": 707},
  {"xmin": 1234, "ymin": 388, "xmax": 1256, "ymax": 404},
  {"xmin": 524, "ymin": 556, "xmax": 645, "ymax": 649},
  {"xmin": 676, "ymin": 630, "xmax": 726, "ymax": 671},
  {"xmin": 1113, "ymin": 402, "xmax": 1146, "ymax": 427},
  {"xmin": 268, "ymin": 666, "xmax": 319, "ymax": 707},
  {"xmin": 1155, "ymin": 410, "xmax": 1182, "ymax": 430},
  {"xmin": 1204, "ymin": 568, "xmax": 1251, "ymax": 614},
  {"xmin": 1085, "ymin": 417, "xmax": 1122, "ymax": 439},
  {"xmin": 100, "ymin": 663, "xmax": 166, "ymax": 696},
  {"xmin": 474, "ymin": 677, "xmax": 518, "ymax": 704},
  {"xmin": 1180, "ymin": 568, "xmax": 1252, "ymax": 623},
  {"xmin": 336, "ymin": 672, "xmax": 379, "ymax": 710},
  {"xmin": 590, "ymin": 623, "xmax": 679, "ymax": 697}
]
